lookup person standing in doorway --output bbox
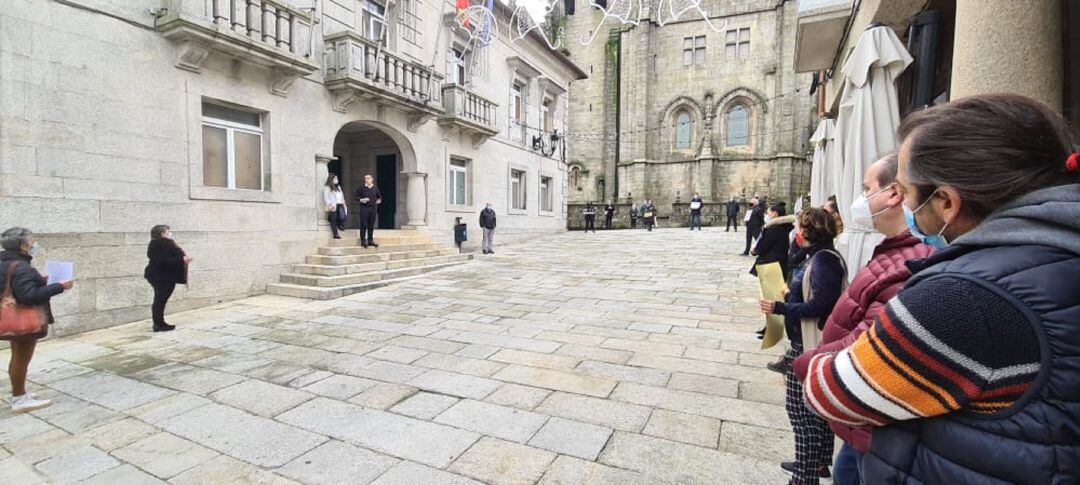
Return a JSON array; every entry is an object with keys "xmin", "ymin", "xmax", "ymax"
[
  {"xmin": 725, "ymin": 195, "xmax": 740, "ymax": 232},
  {"xmin": 2, "ymin": 227, "xmax": 73, "ymax": 413},
  {"xmin": 689, "ymin": 193, "xmax": 704, "ymax": 230},
  {"xmin": 354, "ymin": 174, "xmax": 382, "ymax": 248},
  {"xmin": 583, "ymin": 202, "xmax": 597, "ymax": 233},
  {"xmin": 629, "ymin": 204, "xmax": 639, "ymax": 229},
  {"xmin": 322, "ymin": 173, "xmax": 347, "ymax": 239},
  {"xmin": 144, "ymin": 225, "xmax": 190, "ymax": 332},
  {"xmin": 479, "ymin": 203, "xmax": 497, "ymax": 254},
  {"xmin": 743, "ymin": 197, "xmax": 765, "ymax": 255},
  {"xmin": 604, "ymin": 201, "xmax": 616, "ymax": 229},
  {"xmin": 642, "ymin": 199, "xmax": 658, "ymax": 232}
]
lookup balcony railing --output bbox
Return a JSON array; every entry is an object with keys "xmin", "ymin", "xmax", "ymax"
[
  {"xmin": 157, "ymin": 0, "xmax": 318, "ymax": 88},
  {"xmin": 439, "ymin": 84, "xmax": 499, "ymax": 140},
  {"xmin": 324, "ymin": 31, "xmax": 442, "ymax": 116}
]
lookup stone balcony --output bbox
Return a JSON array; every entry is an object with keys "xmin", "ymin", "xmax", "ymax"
[
  {"xmin": 438, "ymin": 84, "xmax": 499, "ymax": 147},
  {"xmin": 157, "ymin": 0, "xmax": 318, "ymax": 95},
  {"xmin": 793, "ymin": 0, "xmax": 854, "ymax": 73},
  {"xmin": 324, "ymin": 31, "xmax": 443, "ymax": 127}
]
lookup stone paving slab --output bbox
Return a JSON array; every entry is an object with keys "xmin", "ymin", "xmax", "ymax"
[{"xmin": 2, "ymin": 229, "xmax": 797, "ymax": 484}]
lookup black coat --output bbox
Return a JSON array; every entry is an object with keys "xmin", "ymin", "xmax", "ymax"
[
  {"xmin": 145, "ymin": 239, "xmax": 187, "ymax": 285},
  {"xmin": 750, "ymin": 216, "xmax": 795, "ymax": 277},
  {"xmin": 689, "ymin": 197, "xmax": 703, "ymax": 216},
  {"xmin": 747, "ymin": 204, "xmax": 766, "ymax": 229},
  {"xmin": 726, "ymin": 200, "xmax": 740, "ymax": 218},
  {"xmin": 479, "ymin": 208, "xmax": 497, "ymax": 229},
  {"xmin": 0, "ymin": 251, "xmax": 61, "ymax": 324},
  {"xmin": 354, "ymin": 185, "xmax": 382, "ymax": 208}
]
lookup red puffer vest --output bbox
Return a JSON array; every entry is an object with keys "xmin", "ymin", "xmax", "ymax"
[{"xmin": 792, "ymin": 230, "xmax": 932, "ymax": 451}]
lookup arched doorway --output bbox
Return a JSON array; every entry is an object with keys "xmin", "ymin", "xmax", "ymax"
[{"xmin": 332, "ymin": 121, "xmax": 420, "ymax": 230}]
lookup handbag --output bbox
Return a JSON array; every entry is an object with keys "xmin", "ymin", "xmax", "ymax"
[
  {"xmin": 0, "ymin": 262, "xmax": 48, "ymax": 338},
  {"xmin": 799, "ymin": 250, "xmax": 848, "ymax": 349}
]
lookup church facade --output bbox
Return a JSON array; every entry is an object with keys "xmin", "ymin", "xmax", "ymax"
[{"xmin": 561, "ymin": 0, "xmax": 816, "ymax": 221}]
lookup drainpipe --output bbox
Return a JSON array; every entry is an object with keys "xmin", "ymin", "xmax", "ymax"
[{"xmin": 612, "ymin": 31, "xmax": 622, "ymax": 202}]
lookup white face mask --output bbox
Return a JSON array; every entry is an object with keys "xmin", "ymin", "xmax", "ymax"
[
  {"xmin": 332, "ymin": 178, "xmax": 339, "ymax": 185},
  {"xmin": 850, "ymin": 184, "xmax": 895, "ymax": 229},
  {"xmin": 27, "ymin": 242, "xmax": 40, "ymax": 257}
]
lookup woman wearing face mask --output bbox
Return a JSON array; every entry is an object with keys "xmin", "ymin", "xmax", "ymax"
[
  {"xmin": 144, "ymin": 225, "xmax": 190, "ymax": 332},
  {"xmin": 759, "ymin": 207, "xmax": 847, "ymax": 485},
  {"xmin": 802, "ymin": 94, "xmax": 1080, "ymax": 485},
  {"xmin": 323, "ymin": 173, "xmax": 347, "ymax": 239},
  {"xmin": 1, "ymin": 227, "xmax": 74, "ymax": 413},
  {"xmin": 750, "ymin": 202, "xmax": 795, "ymax": 279}
]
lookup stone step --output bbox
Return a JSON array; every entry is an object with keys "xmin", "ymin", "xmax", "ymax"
[
  {"xmin": 267, "ymin": 261, "xmax": 469, "ymax": 300},
  {"xmin": 305, "ymin": 248, "xmax": 458, "ymax": 266},
  {"xmin": 293, "ymin": 254, "xmax": 471, "ymax": 276},
  {"xmin": 326, "ymin": 234, "xmax": 432, "ymax": 247},
  {"xmin": 317, "ymin": 243, "xmax": 441, "ymax": 256},
  {"xmin": 280, "ymin": 258, "xmax": 470, "ymax": 287}
]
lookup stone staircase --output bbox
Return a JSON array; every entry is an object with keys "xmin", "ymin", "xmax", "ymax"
[{"xmin": 267, "ymin": 229, "xmax": 471, "ymax": 299}]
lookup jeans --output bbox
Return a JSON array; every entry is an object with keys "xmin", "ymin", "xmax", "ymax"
[
  {"xmin": 358, "ymin": 206, "xmax": 377, "ymax": 243},
  {"xmin": 482, "ymin": 227, "xmax": 495, "ymax": 252},
  {"xmin": 329, "ymin": 204, "xmax": 346, "ymax": 237},
  {"xmin": 690, "ymin": 214, "xmax": 702, "ymax": 230},
  {"xmin": 150, "ymin": 280, "xmax": 176, "ymax": 327},
  {"xmin": 584, "ymin": 215, "xmax": 596, "ymax": 232},
  {"xmin": 833, "ymin": 443, "xmax": 865, "ymax": 485}
]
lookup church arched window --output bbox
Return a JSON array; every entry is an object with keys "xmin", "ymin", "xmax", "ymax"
[
  {"xmin": 675, "ymin": 111, "xmax": 692, "ymax": 149},
  {"xmin": 726, "ymin": 105, "xmax": 749, "ymax": 147}
]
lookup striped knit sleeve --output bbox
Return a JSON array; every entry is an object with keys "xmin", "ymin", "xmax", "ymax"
[{"xmin": 803, "ymin": 276, "xmax": 1041, "ymax": 426}]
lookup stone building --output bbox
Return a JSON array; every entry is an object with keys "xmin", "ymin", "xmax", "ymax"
[
  {"xmin": 0, "ymin": 0, "xmax": 584, "ymax": 334},
  {"xmin": 561, "ymin": 0, "xmax": 817, "ymax": 222}
]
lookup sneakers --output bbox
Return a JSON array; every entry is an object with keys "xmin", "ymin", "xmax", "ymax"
[
  {"xmin": 780, "ymin": 462, "xmax": 831, "ymax": 479},
  {"xmin": 766, "ymin": 355, "xmax": 791, "ymax": 374},
  {"xmin": 11, "ymin": 394, "xmax": 52, "ymax": 413}
]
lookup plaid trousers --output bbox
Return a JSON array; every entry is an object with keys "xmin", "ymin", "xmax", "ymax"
[{"xmin": 784, "ymin": 343, "xmax": 835, "ymax": 485}]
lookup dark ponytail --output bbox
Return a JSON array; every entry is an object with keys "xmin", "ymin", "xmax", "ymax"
[{"xmin": 898, "ymin": 93, "xmax": 1077, "ymax": 219}]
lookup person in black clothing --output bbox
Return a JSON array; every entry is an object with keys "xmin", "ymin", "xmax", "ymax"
[
  {"xmin": 743, "ymin": 197, "xmax": 766, "ymax": 255},
  {"xmin": 604, "ymin": 201, "xmax": 615, "ymax": 229},
  {"xmin": 689, "ymin": 193, "xmax": 704, "ymax": 230},
  {"xmin": 641, "ymin": 200, "xmax": 658, "ymax": 231},
  {"xmin": 583, "ymin": 203, "xmax": 597, "ymax": 233},
  {"xmin": 2, "ymin": 227, "xmax": 73, "ymax": 413},
  {"xmin": 725, "ymin": 196, "xmax": 740, "ymax": 232},
  {"xmin": 750, "ymin": 202, "xmax": 795, "ymax": 278},
  {"xmin": 354, "ymin": 174, "xmax": 382, "ymax": 248},
  {"xmin": 629, "ymin": 204, "xmax": 639, "ymax": 229},
  {"xmin": 479, "ymin": 203, "xmax": 497, "ymax": 254},
  {"xmin": 144, "ymin": 225, "xmax": 190, "ymax": 332}
]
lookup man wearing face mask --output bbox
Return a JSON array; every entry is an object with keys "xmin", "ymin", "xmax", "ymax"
[
  {"xmin": 479, "ymin": 203, "xmax": 497, "ymax": 254},
  {"xmin": 802, "ymin": 95, "xmax": 1080, "ymax": 485},
  {"xmin": 790, "ymin": 152, "xmax": 932, "ymax": 485}
]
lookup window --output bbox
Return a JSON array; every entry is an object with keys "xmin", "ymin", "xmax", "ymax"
[
  {"xmin": 510, "ymin": 82, "xmax": 525, "ymax": 141},
  {"xmin": 540, "ymin": 176, "xmax": 553, "ymax": 212},
  {"xmin": 448, "ymin": 48, "xmax": 466, "ymax": 85},
  {"xmin": 362, "ymin": 0, "xmax": 386, "ymax": 42},
  {"xmin": 683, "ymin": 36, "xmax": 706, "ymax": 66},
  {"xmin": 726, "ymin": 105, "xmax": 749, "ymax": 147},
  {"xmin": 399, "ymin": 0, "xmax": 421, "ymax": 45},
  {"xmin": 510, "ymin": 169, "xmax": 526, "ymax": 210},
  {"xmin": 201, "ymin": 102, "xmax": 265, "ymax": 190},
  {"xmin": 570, "ymin": 166, "xmax": 581, "ymax": 189},
  {"xmin": 725, "ymin": 28, "xmax": 750, "ymax": 61},
  {"xmin": 449, "ymin": 158, "xmax": 468, "ymax": 206},
  {"xmin": 675, "ymin": 111, "xmax": 692, "ymax": 149},
  {"xmin": 541, "ymin": 99, "xmax": 553, "ymax": 133}
]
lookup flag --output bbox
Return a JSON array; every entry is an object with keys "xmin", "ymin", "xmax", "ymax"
[
  {"xmin": 456, "ymin": 0, "xmax": 471, "ymax": 28},
  {"xmin": 480, "ymin": 0, "xmax": 494, "ymax": 45}
]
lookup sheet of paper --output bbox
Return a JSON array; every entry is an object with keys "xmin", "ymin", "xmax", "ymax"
[
  {"xmin": 756, "ymin": 262, "xmax": 787, "ymax": 349},
  {"xmin": 45, "ymin": 260, "xmax": 73, "ymax": 285}
]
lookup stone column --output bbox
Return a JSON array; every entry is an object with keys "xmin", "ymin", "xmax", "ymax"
[
  {"xmin": 952, "ymin": 0, "xmax": 1062, "ymax": 109},
  {"xmin": 404, "ymin": 172, "xmax": 427, "ymax": 226},
  {"xmin": 315, "ymin": 154, "xmax": 335, "ymax": 230}
]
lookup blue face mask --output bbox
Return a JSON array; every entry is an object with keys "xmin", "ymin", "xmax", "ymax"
[{"xmin": 902, "ymin": 190, "xmax": 950, "ymax": 249}]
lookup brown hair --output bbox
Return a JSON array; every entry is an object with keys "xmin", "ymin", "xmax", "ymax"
[
  {"xmin": 797, "ymin": 207, "xmax": 837, "ymax": 245},
  {"xmin": 150, "ymin": 225, "xmax": 170, "ymax": 240},
  {"xmin": 898, "ymin": 93, "xmax": 1077, "ymax": 219}
]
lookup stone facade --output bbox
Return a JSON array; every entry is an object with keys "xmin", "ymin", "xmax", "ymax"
[
  {"xmin": 0, "ymin": 0, "xmax": 584, "ymax": 335},
  {"xmin": 562, "ymin": 0, "xmax": 816, "ymax": 219}
]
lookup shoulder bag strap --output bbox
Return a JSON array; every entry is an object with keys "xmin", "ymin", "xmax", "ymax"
[{"xmin": 2, "ymin": 261, "xmax": 17, "ymax": 299}]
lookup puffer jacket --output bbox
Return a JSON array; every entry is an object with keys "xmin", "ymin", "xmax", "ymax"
[
  {"xmin": 792, "ymin": 230, "xmax": 931, "ymax": 451},
  {"xmin": 750, "ymin": 215, "xmax": 795, "ymax": 277}
]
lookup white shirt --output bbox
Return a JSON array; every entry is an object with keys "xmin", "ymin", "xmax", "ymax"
[{"xmin": 323, "ymin": 186, "xmax": 347, "ymax": 213}]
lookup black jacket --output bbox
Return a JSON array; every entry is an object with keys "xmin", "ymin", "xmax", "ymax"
[
  {"xmin": 725, "ymin": 200, "xmax": 740, "ymax": 218},
  {"xmin": 689, "ymin": 197, "xmax": 703, "ymax": 216},
  {"xmin": 479, "ymin": 208, "xmax": 497, "ymax": 229},
  {"xmin": 747, "ymin": 204, "xmax": 766, "ymax": 229},
  {"xmin": 0, "ymin": 251, "xmax": 62, "ymax": 324},
  {"xmin": 604, "ymin": 204, "xmax": 615, "ymax": 216},
  {"xmin": 145, "ymin": 238, "xmax": 187, "ymax": 285},
  {"xmin": 354, "ymin": 185, "xmax": 382, "ymax": 208},
  {"xmin": 750, "ymin": 215, "xmax": 796, "ymax": 277}
]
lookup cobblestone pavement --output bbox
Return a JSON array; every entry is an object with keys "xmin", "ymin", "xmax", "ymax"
[{"xmin": 0, "ymin": 227, "xmax": 797, "ymax": 484}]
